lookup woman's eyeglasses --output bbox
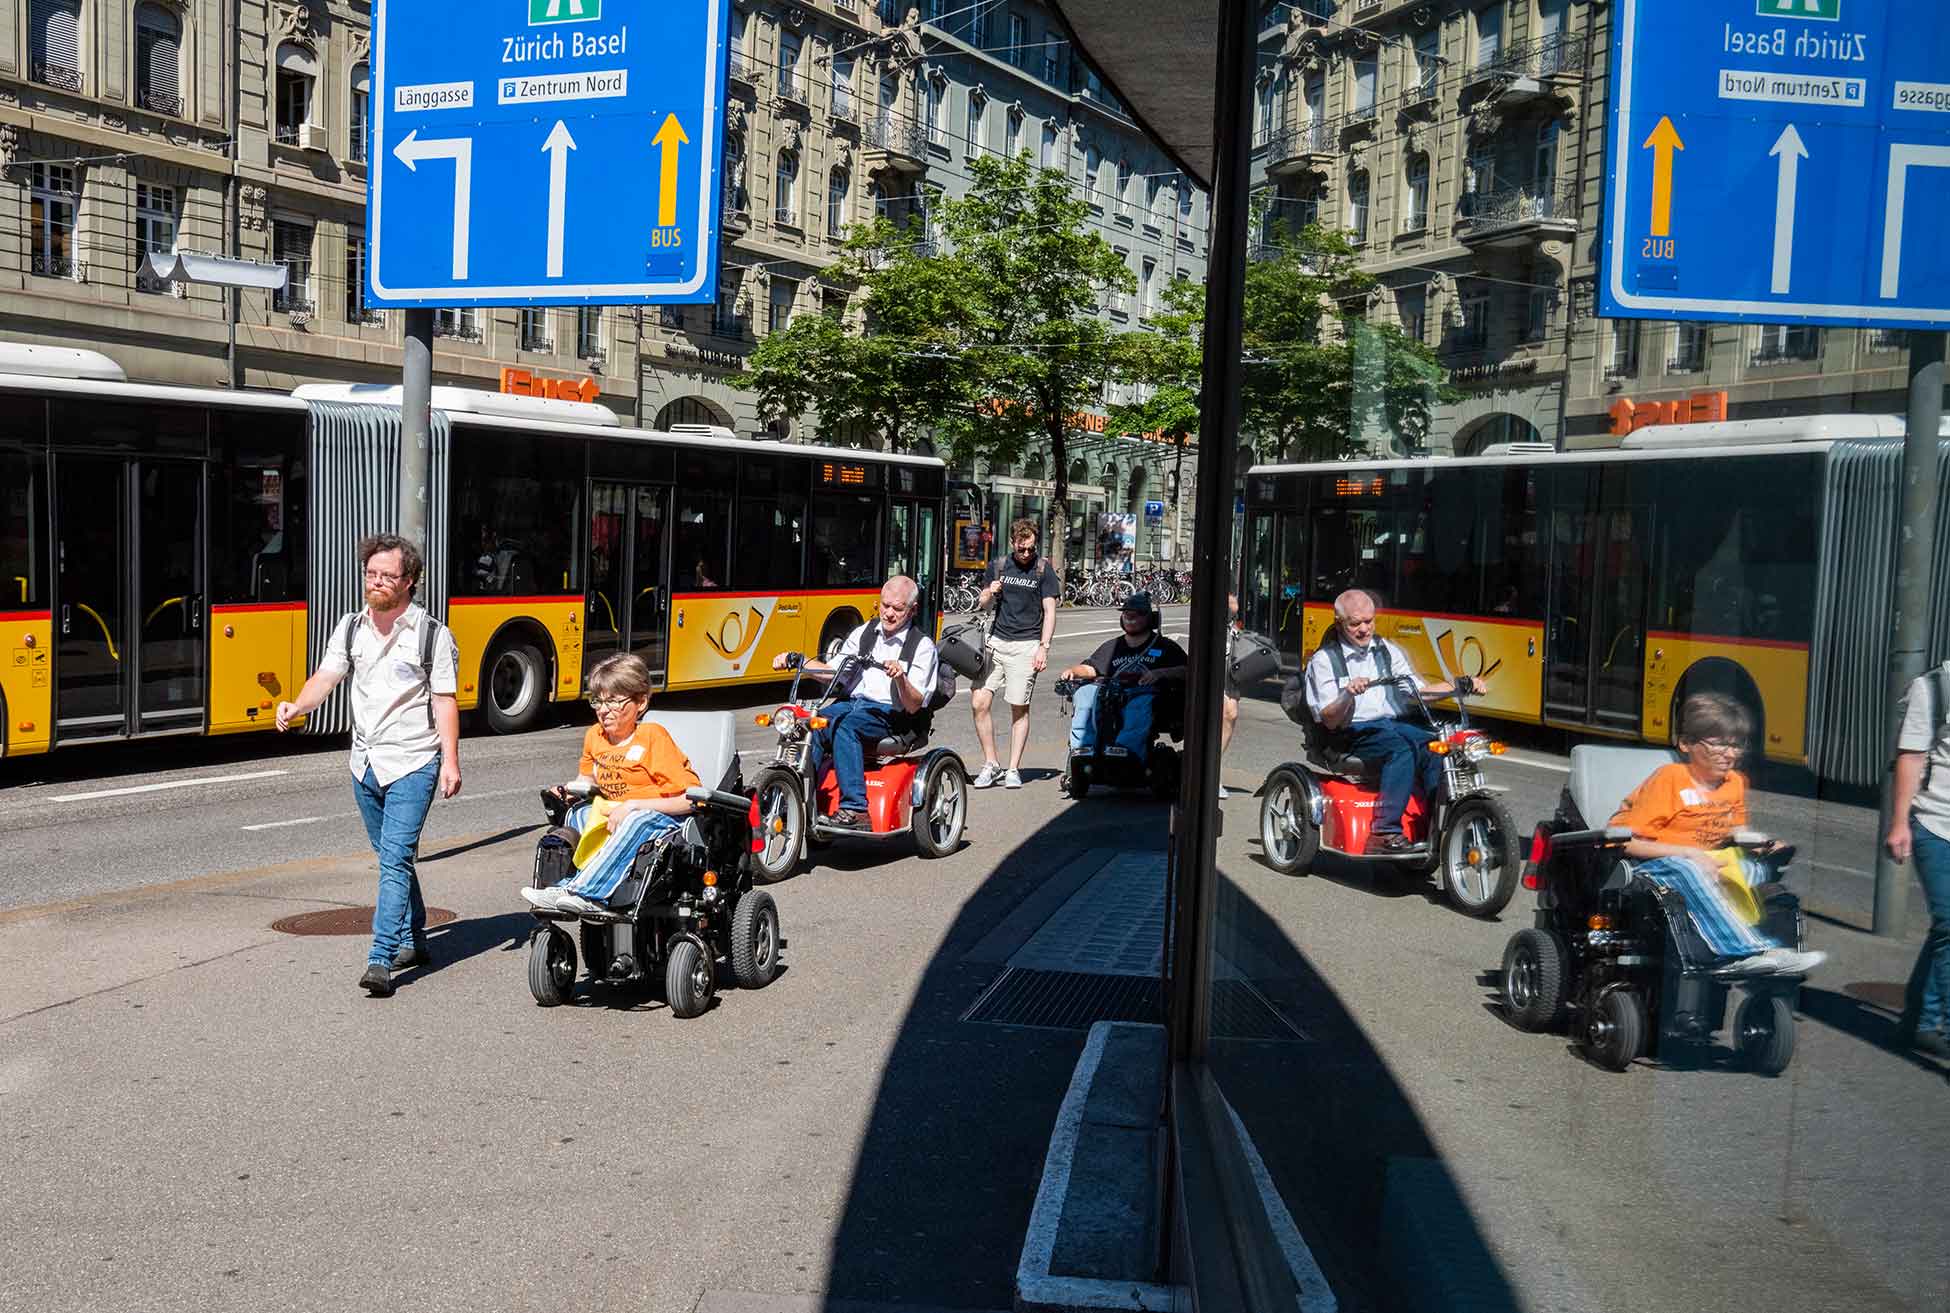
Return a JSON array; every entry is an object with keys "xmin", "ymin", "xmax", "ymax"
[
  {"xmin": 588, "ymin": 696, "xmax": 635, "ymax": 712},
  {"xmin": 1693, "ymin": 737, "xmax": 1744, "ymax": 755}
]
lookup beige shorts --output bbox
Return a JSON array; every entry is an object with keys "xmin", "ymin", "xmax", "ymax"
[{"xmin": 980, "ymin": 636, "xmax": 1043, "ymax": 706}]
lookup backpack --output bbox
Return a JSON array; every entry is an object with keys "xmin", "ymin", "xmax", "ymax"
[
  {"xmin": 1280, "ymin": 628, "xmax": 1406, "ymax": 727},
  {"xmin": 855, "ymin": 622, "xmax": 956, "ymax": 715},
  {"xmin": 339, "ymin": 608, "xmax": 450, "ymax": 730}
]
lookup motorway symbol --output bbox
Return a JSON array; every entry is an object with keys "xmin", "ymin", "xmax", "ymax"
[
  {"xmin": 1601, "ymin": 1, "xmax": 1950, "ymax": 330},
  {"xmin": 366, "ymin": 0, "xmax": 728, "ymax": 307}
]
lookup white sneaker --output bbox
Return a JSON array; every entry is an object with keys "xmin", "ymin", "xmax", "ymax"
[
  {"xmin": 1004, "ymin": 768, "xmax": 1023, "ymax": 789},
  {"xmin": 1762, "ymin": 947, "xmax": 1826, "ymax": 976},
  {"xmin": 1217, "ymin": 784, "xmax": 1230, "ymax": 800},
  {"xmin": 972, "ymin": 762, "xmax": 1001, "ymax": 788},
  {"xmin": 555, "ymin": 892, "xmax": 607, "ymax": 916},
  {"xmin": 520, "ymin": 887, "xmax": 557, "ymax": 910}
]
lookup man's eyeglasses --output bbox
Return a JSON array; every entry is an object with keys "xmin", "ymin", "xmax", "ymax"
[
  {"xmin": 588, "ymin": 696, "xmax": 635, "ymax": 712},
  {"xmin": 362, "ymin": 569, "xmax": 405, "ymax": 585}
]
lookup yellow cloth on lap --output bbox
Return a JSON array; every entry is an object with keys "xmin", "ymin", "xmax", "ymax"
[
  {"xmin": 1711, "ymin": 847, "xmax": 1762, "ymax": 925},
  {"xmin": 571, "ymin": 796, "xmax": 616, "ymax": 870}
]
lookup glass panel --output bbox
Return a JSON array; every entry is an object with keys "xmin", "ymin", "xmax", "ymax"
[
  {"xmin": 449, "ymin": 429, "xmax": 581, "ymax": 596},
  {"xmin": 887, "ymin": 501, "xmax": 916, "ymax": 582},
  {"xmin": 915, "ymin": 503, "xmax": 940, "ymax": 624},
  {"xmin": 55, "ymin": 455, "xmax": 126, "ymax": 735},
  {"xmin": 1542, "ymin": 468, "xmax": 1597, "ymax": 717},
  {"xmin": 584, "ymin": 483, "xmax": 628, "ymax": 673},
  {"xmin": 674, "ymin": 491, "xmax": 730, "ymax": 591},
  {"xmin": 1276, "ymin": 513, "xmax": 1309, "ymax": 664},
  {"xmin": 732, "ymin": 496, "xmax": 807, "ymax": 589},
  {"xmin": 1, "ymin": 448, "xmax": 48, "ymax": 610},
  {"xmin": 810, "ymin": 494, "xmax": 882, "ymax": 588},
  {"xmin": 210, "ymin": 411, "xmax": 305, "ymax": 605},
  {"xmin": 628, "ymin": 486, "xmax": 668, "ymax": 674},
  {"xmin": 49, "ymin": 399, "xmax": 205, "ymax": 455},
  {"xmin": 1241, "ymin": 511, "xmax": 1275, "ymax": 637},
  {"xmin": 135, "ymin": 461, "xmax": 202, "ymax": 724}
]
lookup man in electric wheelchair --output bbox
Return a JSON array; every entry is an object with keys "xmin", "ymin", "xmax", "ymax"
[
  {"xmin": 1502, "ymin": 693, "xmax": 1823, "ymax": 1073},
  {"xmin": 518, "ymin": 654, "xmax": 785, "ymax": 1016},
  {"xmin": 1054, "ymin": 592, "xmax": 1188, "ymax": 798}
]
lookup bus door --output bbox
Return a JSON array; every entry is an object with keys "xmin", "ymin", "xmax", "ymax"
[
  {"xmin": 53, "ymin": 456, "xmax": 205, "ymax": 741},
  {"xmin": 584, "ymin": 482, "xmax": 669, "ymax": 683},
  {"xmin": 1542, "ymin": 467, "xmax": 1650, "ymax": 735}
]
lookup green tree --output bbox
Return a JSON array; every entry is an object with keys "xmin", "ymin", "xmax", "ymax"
[{"xmin": 1107, "ymin": 276, "xmax": 1202, "ymax": 561}]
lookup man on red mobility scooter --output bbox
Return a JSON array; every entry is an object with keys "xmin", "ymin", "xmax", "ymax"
[{"xmin": 1304, "ymin": 588, "xmax": 1484, "ymax": 855}]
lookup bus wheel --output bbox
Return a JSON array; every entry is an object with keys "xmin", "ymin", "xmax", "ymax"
[
  {"xmin": 482, "ymin": 639, "xmax": 548, "ymax": 735},
  {"xmin": 818, "ymin": 611, "xmax": 862, "ymax": 662}
]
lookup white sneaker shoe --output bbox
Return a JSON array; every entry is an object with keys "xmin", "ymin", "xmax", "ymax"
[
  {"xmin": 520, "ymin": 887, "xmax": 557, "ymax": 910},
  {"xmin": 555, "ymin": 892, "xmax": 607, "ymax": 916},
  {"xmin": 1761, "ymin": 947, "xmax": 1826, "ymax": 976},
  {"xmin": 1004, "ymin": 768, "xmax": 1023, "ymax": 789},
  {"xmin": 972, "ymin": 762, "xmax": 1001, "ymax": 788},
  {"xmin": 1217, "ymin": 784, "xmax": 1230, "ymax": 800}
]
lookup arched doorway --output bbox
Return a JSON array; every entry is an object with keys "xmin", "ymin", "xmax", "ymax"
[
  {"xmin": 654, "ymin": 397, "xmax": 732, "ymax": 431},
  {"xmin": 1454, "ymin": 412, "xmax": 1543, "ymax": 456}
]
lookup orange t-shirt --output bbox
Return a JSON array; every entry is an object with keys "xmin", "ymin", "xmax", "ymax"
[
  {"xmin": 1609, "ymin": 762, "xmax": 1747, "ymax": 849},
  {"xmin": 578, "ymin": 722, "xmax": 700, "ymax": 803}
]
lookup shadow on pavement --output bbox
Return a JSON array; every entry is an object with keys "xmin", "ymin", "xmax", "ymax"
[
  {"xmin": 395, "ymin": 911, "xmax": 534, "ymax": 987},
  {"xmin": 815, "ymin": 793, "xmax": 1521, "ymax": 1312},
  {"xmin": 1797, "ymin": 986, "xmax": 1950, "ymax": 1080},
  {"xmin": 423, "ymin": 825, "xmax": 540, "ymax": 863}
]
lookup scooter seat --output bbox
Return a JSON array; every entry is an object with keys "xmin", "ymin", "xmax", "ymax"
[
  {"xmin": 1301, "ymin": 752, "xmax": 1379, "ymax": 784},
  {"xmin": 872, "ymin": 732, "xmax": 927, "ymax": 758}
]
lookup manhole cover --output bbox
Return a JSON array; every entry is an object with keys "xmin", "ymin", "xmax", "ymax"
[
  {"xmin": 1843, "ymin": 981, "xmax": 1907, "ymax": 1012},
  {"xmin": 272, "ymin": 907, "xmax": 457, "ymax": 936}
]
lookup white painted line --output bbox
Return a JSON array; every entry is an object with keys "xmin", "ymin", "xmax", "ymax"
[
  {"xmin": 1496, "ymin": 751, "xmax": 1570, "ymax": 774},
  {"xmin": 241, "ymin": 815, "xmax": 327, "ymax": 833},
  {"xmin": 52, "ymin": 769, "xmax": 289, "ymax": 803}
]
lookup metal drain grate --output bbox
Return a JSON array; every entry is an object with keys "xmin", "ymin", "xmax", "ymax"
[
  {"xmin": 272, "ymin": 907, "xmax": 457, "ymax": 936},
  {"xmin": 962, "ymin": 968, "xmax": 1306, "ymax": 1041}
]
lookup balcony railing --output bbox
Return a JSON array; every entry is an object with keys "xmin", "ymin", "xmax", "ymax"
[
  {"xmin": 136, "ymin": 267, "xmax": 173, "ymax": 294},
  {"xmin": 137, "ymin": 87, "xmax": 183, "ymax": 117},
  {"xmin": 32, "ymin": 61, "xmax": 82, "ymax": 93},
  {"xmin": 274, "ymin": 123, "xmax": 302, "ymax": 145},
  {"xmin": 31, "ymin": 253, "xmax": 76, "ymax": 279},
  {"xmin": 435, "ymin": 318, "xmax": 485, "ymax": 343},
  {"xmin": 834, "ymin": 0, "xmax": 858, "ymax": 15},
  {"xmin": 776, "ymin": 70, "xmax": 804, "ymax": 103},
  {"xmin": 1454, "ymin": 183, "xmax": 1579, "ymax": 238},
  {"xmin": 1469, "ymin": 33, "xmax": 1592, "ymax": 86},
  {"xmin": 349, "ymin": 306, "xmax": 385, "ymax": 327},
  {"xmin": 712, "ymin": 313, "xmax": 751, "ymax": 340},
  {"xmin": 520, "ymin": 329, "xmax": 554, "ymax": 353},
  {"xmin": 865, "ymin": 114, "xmax": 927, "ymax": 160},
  {"xmin": 832, "ymin": 92, "xmax": 857, "ymax": 122},
  {"xmin": 350, "ymin": 131, "xmax": 369, "ymax": 164},
  {"xmin": 273, "ymin": 293, "xmax": 315, "ymax": 317},
  {"xmin": 1266, "ymin": 120, "xmax": 1336, "ymax": 167},
  {"xmin": 728, "ymin": 50, "xmax": 760, "ymax": 85},
  {"xmin": 723, "ymin": 181, "xmax": 751, "ymax": 226}
]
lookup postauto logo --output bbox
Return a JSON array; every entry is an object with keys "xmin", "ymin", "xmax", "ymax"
[
  {"xmin": 529, "ymin": 0, "xmax": 601, "ymax": 25},
  {"xmin": 1755, "ymin": 0, "xmax": 1840, "ymax": 19}
]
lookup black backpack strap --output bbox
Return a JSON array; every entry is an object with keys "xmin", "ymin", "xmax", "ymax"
[
  {"xmin": 900, "ymin": 623, "xmax": 922, "ymax": 669},
  {"xmin": 1323, "ymin": 638, "xmax": 1348, "ymax": 683},
  {"xmin": 855, "ymin": 621, "xmax": 875, "ymax": 661},
  {"xmin": 340, "ymin": 612, "xmax": 359, "ymax": 674},
  {"xmin": 420, "ymin": 614, "xmax": 445, "ymax": 731}
]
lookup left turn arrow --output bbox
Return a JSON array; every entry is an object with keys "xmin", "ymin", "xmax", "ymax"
[{"xmin": 393, "ymin": 128, "xmax": 475, "ymax": 279}]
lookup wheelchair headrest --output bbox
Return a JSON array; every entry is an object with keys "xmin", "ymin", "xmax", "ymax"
[
  {"xmin": 1567, "ymin": 745, "xmax": 1681, "ymax": 829},
  {"xmin": 652, "ymin": 710, "xmax": 739, "ymax": 792}
]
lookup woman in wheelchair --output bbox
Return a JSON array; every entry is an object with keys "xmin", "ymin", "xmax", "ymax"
[
  {"xmin": 521, "ymin": 654, "xmax": 701, "ymax": 916},
  {"xmin": 1613, "ymin": 693, "xmax": 1824, "ymax": 978}
]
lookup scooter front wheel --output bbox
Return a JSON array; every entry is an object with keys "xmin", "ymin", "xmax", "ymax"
[
  {"xmin": 751, "ymin": 767, "xmax": 807, "ymax": 885},
  {"xmin": 1439, "ymin": 795, "xmax": 1521, "ymax": 918}
]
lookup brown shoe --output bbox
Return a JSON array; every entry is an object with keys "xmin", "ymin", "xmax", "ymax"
[
  {"xmin": 1365, "ymin": 832, "xmax": 1416, "ymax": 856},
  {"xmin": 825, "ymin": 809, "xmax": 868, "ymax": 832}
]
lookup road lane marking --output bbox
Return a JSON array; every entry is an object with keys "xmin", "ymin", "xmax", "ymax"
[
  {"xmin": 51, "ymin": 769, "xmax": 289, "ymax": 803},
  {"xmin": 1495, "ymin": 751, "xmax": 1570, "ymax": 774},
  {"xmin": 241, "ymin": 816, "xmax": 327, "ymax": 832},
  {"xmin": 236, "ymin": 784, "xmax": 540, "ymax": 833}
]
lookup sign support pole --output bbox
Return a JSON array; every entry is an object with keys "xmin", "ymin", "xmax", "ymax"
[
  {"xmin": 400, "ymin": 308, "xmax": 435, "ymax": 559},
  {"xmin": 1874, "ymin": 331, "xmax": 1945, "ymax": 936}
]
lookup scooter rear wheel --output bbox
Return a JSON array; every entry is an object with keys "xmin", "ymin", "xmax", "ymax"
[{"xmin": 1258, "ymin": 768, "xmax": 1320, "ymax": 876}]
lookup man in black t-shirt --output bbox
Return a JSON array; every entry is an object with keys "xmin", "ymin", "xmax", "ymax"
[
  {"xmin": 1058, "ymin": 592, "xmax": 1187, "ymax": 764},
  {"xmin": 970, "ymin": 518, "xmax": 1060, "ymax": 788}
]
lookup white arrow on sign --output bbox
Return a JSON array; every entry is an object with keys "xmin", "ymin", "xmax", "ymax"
[
  {"xmin": 1881, "ymin": 142, "xmax": 1950, "ymax": 299},
  {"xmin": 1767, "ymin": 124, "xmax": 1806, "ymax": 296},
  {"xmin": 393, "ymin": 128, "xmax": 474, "ymax": 279},
  {"xmin": 542, "ymin": 121, "xmax": 577, "ymax": 279}
]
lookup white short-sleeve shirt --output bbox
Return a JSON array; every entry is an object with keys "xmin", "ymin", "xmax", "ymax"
[
  {"xmin": 319, "ymin": 603, "xmax": 460, "ymax": 785},
  {"xmin": 1303, "ymin": 635, "xmax": 1423, "ymax": 725},
  {"xmin": 837, "ymin": 620, "xmax": 938, "ymax": 710},
  {"xmin": 1897, "ymin": 662, "xmax": 1950, "ymax": 842}
]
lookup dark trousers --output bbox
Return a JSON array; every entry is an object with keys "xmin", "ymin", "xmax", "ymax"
[
  {"xmin": 808, "ymin": 698, "xmax": 914, "ymax": 812},
  {"xmin": 1344, "ymin": 719, "xmax": 1444, "ymax": 836}
]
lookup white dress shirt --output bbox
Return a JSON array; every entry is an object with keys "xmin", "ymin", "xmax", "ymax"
[
  {"xmin": 319, "ymin": 603, "xmax": 460, "ymax": 785},
  {"xmin": 1304, "ymin": 636, "xmax": 1424, "ymax": 726},
  {"xmin": 837, "ymin": 621, "xmax": 939, "ymax": 709}
]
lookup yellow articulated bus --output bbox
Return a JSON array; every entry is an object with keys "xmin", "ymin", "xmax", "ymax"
[
  {"xmin": 0, "ymin": 351, "xmax": 945, "ymax": 758},
  {"xmin": 1242, "ymin": 415, "xmax": 1950, "ymax": 786}
]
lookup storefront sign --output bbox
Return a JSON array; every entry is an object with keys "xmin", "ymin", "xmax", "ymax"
[
  {"xmin": 1608, "ymin": 388, "xmax": 1729, "ymax": 436},
  {"xmin": 1448, "ymin": 357, "xmax": 1540, "ymax": 389},
  {"xmin": 500, "ymin": 368, "xmax": 601, "ymax": 402}
]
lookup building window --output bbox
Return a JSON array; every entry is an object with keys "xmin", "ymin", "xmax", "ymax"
[
  {"xmin": 1353, "ymin": 54, "xmax": 1377, "ymax": 119},
  {"xmin": 1524, "ymin": 289, "xmax": 1551, "ymax": 342},
  {"xmin": 822, "ymin": 289, "xmax": 848, "ymax": 320},
  {"xmin": 30, "ymin": 0, "xmax": 83, "ymax": 92},
  {"xmin": 1754, "ymin": 323, "xmax": 1820, "ymax": 363},
  {"xmin": 1042, "ymin": 42, "xmax": 1064, "ymax": 89},
  {"xmin": 29, "ymin": 163, "xmax": 78, "ymax": 278},
  {"xmin": 1535, "ymin": 119, "xmax": 1559, "ymax": 199},
  {"xmin": 1397, "ymin": 288, "xmax": 1427, "ymax": 344},
  {"xmin": 769, "ymin": 277, "xmax": 798, "ymax": 334},
  {"xmin": 1403, "ymin": 155, "xmax": 1429, "ymax": 231},
  {"xmin": 1868, "ymin": 327, "xmax": 1906, "ymax": 352},
  {"xmin": 1084, "ymin": 145, "xmax": 1102, "ymax": 202},
  {"xmin": 433, "ymin": 308, "xmax": 481, "ymax": 341},
  {"xmin": 1254, "ymin": 76, "xmax": 1275, "ymax": 146},
  {"xmin": 1006, "ymin": 109, "xmax": 1022, "ymax": 159},
  {"xmin": 777, "ymin": 31, "xmax": 802, "ymax": 101},
  {"xmin": 1412, "ymin": 28, "xmax": 1439, "ymax": 100},
  {"xmin": 1669, "ymin": 322, "xmax": 1708, "ymax": 372},
  {"xmin": 1474, "ymin": 3, "xmax": 1503, "ymax": 71},
  {"xmin": 577, "ymin": 307, "xmax": 603, "ymax": 361},
  {"xmin": 1040, "ymin": 121, "xmax": 1058, "ymax": 167},
  {"xmin": 350, "ymin": 64, "xmax": 370, "ymax": 163},
  {"xmin": 271, "ymin": 219, "xmax": 314, "ymax": 313},
  {"xmin": 827, "ymin": 168, "xmax": 849, "ymax": 236},
  {"xmin": 775, "ymin": 150, "xmax": 799, "ymax": 225},
  {"xmin": 135, "ymin": 182, "xmax": 178, "ymax": 293},
  {"xmin": 967, "ymin": 89, "xmax": 986, "ymax": 153},
  {"xmin": 725, "ymin": 132, "xmax": 748, "ymax": 215},
  {"xmin": 831, "ymin": 55, "xmax": 854, "ymax": 118},
  {"xmin": 134, "ymin": 3, "xmax": 183, "ymax": 116},
  {"xmin": 518, "ymin": 308, "xmax": 551, "ymax": 351},
  {"xmin": 716, "ymin": 281, "xmax": 747, "ymax": 337},
  {"xmin": 275, "ymin": 43, "xmax": 318, "ymax": 145},
  {"xmin": 1008, "ymin": 13, "xmax": 1028, "ymax": 67},
  {"xmin": 1116, "ymin": 158, "xmax": 1134, "ymax": 214},
  {"xmin": 1140, "ymin": 258, "xmax": 1157, "ymax": 317},
  {"xmin": 345, "ymin": 236, "xmax": 381, "ymax": 325},
  {"xmin": 1607, "ymin": 320, "xmax": 1641, "ymax": 377},
  {"xmin": 1346, "ymin": 171, "xmax": 1370, "ymax": 244},
  {"xmin": 924, "ymin": 75, "xmax": 946, "ymax": 146}
]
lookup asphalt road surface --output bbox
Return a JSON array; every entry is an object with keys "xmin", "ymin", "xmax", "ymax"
[{"xmin": 3, "ymin": 603, "xmax": 1943, "ymax": 1312}]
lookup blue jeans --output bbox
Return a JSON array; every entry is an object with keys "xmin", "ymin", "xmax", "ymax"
[
  {"xmin": 809, "ymin": 698, "xmax": 910, "ymax": 812},
  {"xmin": 1634, "ymin": 855, "xmax": 1775, "ymax": 958},
  {"xmin": 1068, "ymin": 683, "xmax": 1157, "ymax": 762},
  {"xmin": 352, "ymin": 758, "xmax": 439, "ymax": 967},
  {"xmin": 1904, "ymin": 821, "xmax": 1950, "ymax": 1037},
  {"xmin": 1343, "ymin": 719, "xmax": 1444, "ymax": 835}
]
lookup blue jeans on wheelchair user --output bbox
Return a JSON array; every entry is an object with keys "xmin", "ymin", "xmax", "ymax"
[
  {"xmin": 808, "ymin": 698, "xmax": 911, "ymax": 813},
  {"xmin": 1342, "ymin": 719, "xmax": 1445, "ymax": 837},
  {"xmin": 558, "ymin": 803, "xmax": 684, "ymax": 904},
  {"xmin": 1632, "ymin": 853, "xmax": 1779, "ymax": 960},
  {"xmin": 1069, "ymin": 683, "xmax": 1156, "ymax": 763}
]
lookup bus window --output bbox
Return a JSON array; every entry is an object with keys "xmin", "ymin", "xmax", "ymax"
[
  {"xmin": 674, "ymin": 492, "xmax": 730, "ymax": 590},
  {"xmin": 1, "ymin": 448, "xmax": 47, "ymax": 608},
  {"xmin": 1481, "ymin": 467, "xmax": 1541, "ymax": 619},
  {"xmin": 211, "ymin": 413, "xmax": 306, "ymax": 605},
  {"xmin": 1649, "ymin": 453, "xmax": 1818, "ymax": 644},
  {"xmin": 1399, "ymin": 466, "xmax": 1541, "ymax": 618},
  {"xmin": 915, "ymin": 503, "xmax": 940, "ymax": 618},
  {"xmin": 449, "ymin": 429, "xmax": 582, "ymax": 596},
  {"xmin": 887, "ymin": 501, "xmax": 915, "ymax": 581},
  {"xmin": 1307, "ymin": 474, "xmax": 1395, "ymax": 605},
  {"xmin": 1242, "ymin": 512, "xmax": 1275, "ymax": 633},
  {"xmin": 1276, "ymin": 513, "xmax": 1307, "ymax": 659},
  {"xmin": 50, "ymin": 399, "xmax": 206, "ymax": 455},
  {"xmin": 732, "ymin": 494, "xmax": 806, "ymax": 589},
  {"xmin": 811, "ymin": 494, "xmax": 881, "ymax": 589}
]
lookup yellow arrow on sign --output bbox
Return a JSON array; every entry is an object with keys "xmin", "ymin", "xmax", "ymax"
[
  {"xmin": 653, "ymin": 114, "xmax": 689, "ymax": 228},
  {"xmin": 1643, "ymin": 116, "xmax": 1684, "ymax": 239}
]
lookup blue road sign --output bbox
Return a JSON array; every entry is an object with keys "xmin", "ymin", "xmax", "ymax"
[
  {"xmin": 366, "ymin": 0, "xmax": 728, "ymax": 307},
  {"xmin": 1601, "ymin": 1, "xmax": 1950, "ymax": 330}
]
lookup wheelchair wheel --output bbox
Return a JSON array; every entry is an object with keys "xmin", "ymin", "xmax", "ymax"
[
  {"xmin": 1063, "ymin": 767, "xmax": 1089, "ymax": 800},
  {"xmin": 731, "ymin": 890, "xmax": 783, "ymax": 990},
  {"xmin": 527, "ymin": 926, "xmax": 577, "ymax": 1007},
  {"xmin": 1501, "ymin": 929, "xmax": 1569, "ymax": 1032},
  {"xmin": 1587, "ymin": 989, "xmax": 1646, "ymax": 1071},
  {"xmin": 579, "ymin": 924, "xmax": 613, "ymax": 983},
  {"xmin": 1440, "ymin": 796, "xmax": 1522, "ymax": 919},
  {"xmin": 663, "ymin": 938, "xmax": 716, "ymax": 1019},
  {"xmin": 913, "ymin": 756, "xmax": 969, "ymax": 859},
  {"xmin": 1259, "ymin": 768, "xmax": 1319, "ymax": 876},
  {"xmin": 1148, "ymin": 746, "xmax": 1181, "ymax": 801},
  {"xmin": 1734, "ymin": 993, "xmax": 1796, "ymax": 1076},
  {"xmin": 752, "ymin": 767, "xmax": 805, "ymax": 885}
]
